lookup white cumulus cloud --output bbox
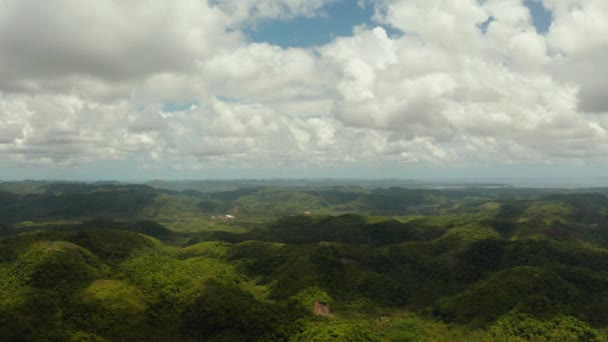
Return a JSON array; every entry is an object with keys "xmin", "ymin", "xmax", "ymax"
[{"xmin": 0, "ymin": 0, "xmax": 607, "ymax": 175}]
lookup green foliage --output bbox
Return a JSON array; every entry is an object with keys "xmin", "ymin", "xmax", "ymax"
[
  {"xmin": 75, "ymin": 280, "xmax": 146, "ymax": 338},
  {"xmin": 120, "ymin": 252, "xmax": 240, "ymax": 333},
  {"xmin": 493, "ymin": 312, "xmax": 599, "ymax": 341},
  {"xmin": 67, "ymin": 331, "xmax": 109, "ymax": 342},
  {"xmin": 287, "ymin": 286, "xmax": 334, "ymax": 313},
  {"xmin": 2, "ymin": 182, "xmax": 608, "ymax": 340},
  {"xmin": 291, "ymin": 319, "xmax": 381, "ymax": 342},
  {"xmin": 437, "ymin": 222, "xmax": 500, "ymax": 243},
  {"xmin": 182, "ymin": 279, "xmax": 296, "ymax": 341},
  {"xmin": 0, "ymin": 229, "xmax": 156, "ymax": 263},
  {"xmin": 383, "ymin": 318, "xmax": 422, "ymax": 342},
  {"xmin": 443, "ymin": 266, "xmax": 580, "ymax": 325},
  {"xmin": 0, "ymin": 286, "xmax": 64, "ymax": 340},
  {"xmin": 178, "ymin": 241, "xmax": 231, "ymax": 259},
  {"xmin": 11, "ymin": 241, "xmax": 103, "ymax": 292},
  {"xmin": 581, "ymin": 291, "xmax": 608, "ymax": 327},
  {"xmin": 62, "ymin": 230, "xmax": 156, "ymax": 262},
  {"xmin": 0, "ymin": 184, "xmax": 158, "ymax": 224},
  {"xmin": 197, "ymin": 198, "xmax": 235, "ymax": 213},
  {"xmin": 464, "ymin": 238, "xmax": 505, "ymax": 272},
  {"xmin": 210, "ymin": 214, "xmax": 438, "ymax": 246},
  {"xmin": 0, "ymin": 242, "xmax": 16, "ymax": 262}
]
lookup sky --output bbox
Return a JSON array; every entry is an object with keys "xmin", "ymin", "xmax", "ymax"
[{"xmin": 1, "ymin": 0, "xmax": 608, "ymax": 181}]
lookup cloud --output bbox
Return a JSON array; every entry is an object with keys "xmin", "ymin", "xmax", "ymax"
[
  {"xmin": 320, "ymin": 0, "xmax": 608, "ymax": 163},
  {"xmin": 0, "ymin": 1, "xmax": 234, "ymax": 83},
  {"xmin": 0, "ymin": 0, "xmax": 608, "ymax": 175},
  {"xmin": 543, "ymin": 0, "xmax": 608, "ymax": 113},
  {"xmin": 200, "ymin": 42, "xmax": 330, "ymax": 104},
  {"xmin": 212, "ymin": 0, "xmax": 335, "ymax": 22}
]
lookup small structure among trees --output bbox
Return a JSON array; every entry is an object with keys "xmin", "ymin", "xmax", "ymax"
[{"xmin": 211, "ymin": 215, "xmax": 236, "ymax": 222}]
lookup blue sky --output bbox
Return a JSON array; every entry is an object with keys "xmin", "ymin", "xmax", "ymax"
[
  {"xmin": 246, "ymin": 0, "xmax": 553, "ymax": 48},
  {"xmin": 524, "ymin": 0, "xmax": 553, "ymax": 33},
  {"xmin": 2, "ymin": 0, "xmax": 608, "ymax": 182},
  {"xmin": 246, "ymin": 1, "xmax": 379, "ymax": 47},
  {"xmin": 164, "ymin": 0, "xmax": 554, "ymax": 114}
]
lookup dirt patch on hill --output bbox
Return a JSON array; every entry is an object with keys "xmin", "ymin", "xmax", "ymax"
[{"xmin": 313, "ymin": 301, "xmax": 331, "ymax": 317}]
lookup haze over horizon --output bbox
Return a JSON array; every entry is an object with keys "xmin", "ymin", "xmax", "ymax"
[{"xmin": 1, "ymin": 0, "xmax": 608, "ymax": 180}]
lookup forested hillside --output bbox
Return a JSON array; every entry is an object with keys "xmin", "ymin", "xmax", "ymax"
[{"xmin": 1, "ymin": 181, "xmax": 608, "ymax": 340}]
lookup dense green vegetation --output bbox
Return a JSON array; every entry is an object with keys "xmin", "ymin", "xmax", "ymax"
[{"xmin": 1, "ymin": 180, "xmax": 608, "ymax": 340}]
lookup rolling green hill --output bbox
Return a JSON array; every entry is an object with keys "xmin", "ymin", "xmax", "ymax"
[{"xmin": 1, "ymin": 181, "xmax": 608, "ymax": 340}]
